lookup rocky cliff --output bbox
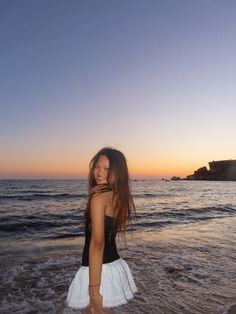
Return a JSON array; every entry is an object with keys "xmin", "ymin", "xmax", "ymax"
[{"xmin": 185, "ymin": 159, "xmax": 236, "ymax": 181}]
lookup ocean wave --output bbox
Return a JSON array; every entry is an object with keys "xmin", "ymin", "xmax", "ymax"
[
  {"xmin": 0, "ymin": 192, "xmax": 87, "ymax": 201},
  {"xmin": 49, "ymin": 232, "xmax": 83, "ymax": 239},
  {"xmin": 0, "ymin": 215, "xmax": 83, "ymax": 234},
  {"xmin": 0, "ymin": 206, "xmax": 235, "ymax": 240},
  {"xmin": 133, "ymin": 193, "xmax": 173, "ymax": 198}
]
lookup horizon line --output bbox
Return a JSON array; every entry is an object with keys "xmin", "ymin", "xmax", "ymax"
[{"xmin": 0, "ymin": 176, "xmax": 176, "ymax": 180}]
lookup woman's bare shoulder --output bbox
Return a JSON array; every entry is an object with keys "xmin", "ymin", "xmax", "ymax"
[
  {"xmin": 91, "ymin": 191, "xmax": 113, "ymax": 213},
  {"xmin": 91, "ymin": 190, "xmax": 112, "ymax": 200},
  {"xmin": 91, "ymin": 184, "xmax": 111, "ymax": 194},
  {"xmin": 90, "ymin": 187, "xmax": 111, "ymax": 201}
]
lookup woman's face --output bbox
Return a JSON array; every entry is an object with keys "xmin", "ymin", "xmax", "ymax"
[{"xmin": 94, "ymin": 155, "xmax": 110, "ymax": 185}]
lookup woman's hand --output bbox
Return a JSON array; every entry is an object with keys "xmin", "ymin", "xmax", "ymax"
[{"xmin": 89, "ymin": 286, "xmax": 103, "ymax": 310}]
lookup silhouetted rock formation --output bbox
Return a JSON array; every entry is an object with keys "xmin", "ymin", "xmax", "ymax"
[
  {"xmin": 185, "ymin": 159, "xmax": 236, "ymax": 181},
  {"xmin": 171, "ymin": 176, "xmax": 181, "ymax": 181}
]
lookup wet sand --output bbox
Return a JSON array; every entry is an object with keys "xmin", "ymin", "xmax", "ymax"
[
  {"xmin": 1, "ymin": 217, "xmax": 235, "ymax": 314},
  {"xmin": 228, "ymin": 305, "xmax": 236, "ymax": 314}
]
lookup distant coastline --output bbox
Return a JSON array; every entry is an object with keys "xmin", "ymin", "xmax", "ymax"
[{"xmin": 171, "ymin": 159, "xmax": 236, "ymax": 181}]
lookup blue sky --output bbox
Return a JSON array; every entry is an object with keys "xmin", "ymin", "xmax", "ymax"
[{"xmin": 0, "ymin": 0, "xmax": 236, "ymax": 178}]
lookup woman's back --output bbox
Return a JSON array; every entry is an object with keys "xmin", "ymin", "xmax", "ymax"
[
  {"xmin": 82, "ymin": 215, "xmax": 120, "ymax": 266},
  {"xmin": 82, "ymin": 191, "xmax": 120, "ymax": 266}
]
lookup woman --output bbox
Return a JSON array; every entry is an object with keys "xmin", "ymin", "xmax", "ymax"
[{"xmin": 66, "ymin": 147, "xmax": 137, "ymax": 313}]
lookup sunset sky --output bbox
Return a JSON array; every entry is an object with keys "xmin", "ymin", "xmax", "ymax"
[{"xmin": 1, "ymin": 1, "xmax": 236, "ymax": 179}]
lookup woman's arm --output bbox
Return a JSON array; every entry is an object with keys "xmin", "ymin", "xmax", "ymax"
[{"xmin": 88, "ymin": 194, "xmax": 105, "ymax": 309}]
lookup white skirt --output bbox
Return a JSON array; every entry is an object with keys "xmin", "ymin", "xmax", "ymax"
[{"xmin": 66, "ymin": 258, "xmax": 137, "ymax": 309}]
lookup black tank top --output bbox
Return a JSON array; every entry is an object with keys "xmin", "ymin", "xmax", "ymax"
[{"xmin": 81, "ymin": 215, "xmax": 120, "ymax": 266}]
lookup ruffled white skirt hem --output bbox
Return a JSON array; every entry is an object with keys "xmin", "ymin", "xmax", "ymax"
[{"xmin": 66, "ymin": 258, "xmax": 137, "ymax": 309}]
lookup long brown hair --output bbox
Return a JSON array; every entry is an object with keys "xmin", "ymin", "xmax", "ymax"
[{"xmin": 84, "ymin": 147, "xmax": 136, "ymax": 236}]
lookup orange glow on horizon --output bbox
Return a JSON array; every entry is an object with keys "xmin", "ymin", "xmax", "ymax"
[
  {"xmin": 0, "ymin": 154, "xmax": 212, "ymax": 179},
  {"xmin": 0, "ymin": 163, "xmax": 196, "ymax": 179}
]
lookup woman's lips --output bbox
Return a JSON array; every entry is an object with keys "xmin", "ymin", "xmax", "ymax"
[{"xmin": 96, "ymin": 177, "xmax": 106, "ymax": 183}]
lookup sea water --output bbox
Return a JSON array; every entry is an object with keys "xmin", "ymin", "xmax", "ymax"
[{"xmin": 0, "ymin": 179, "xmax": 235, "ymax": 313}]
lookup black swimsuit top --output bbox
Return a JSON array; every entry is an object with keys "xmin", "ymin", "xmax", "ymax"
[{"xmin": 81, "ymin": 215, "xmax": 120, "ymax": 266}]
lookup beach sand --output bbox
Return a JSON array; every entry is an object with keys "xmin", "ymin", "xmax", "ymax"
[
  {"xmin": 227, "ymin": 305, "xmax": 236, "ymax": 314},
  {"xmin": 1, "ymin": 217, "xmax": 235, "ymax": 314}
]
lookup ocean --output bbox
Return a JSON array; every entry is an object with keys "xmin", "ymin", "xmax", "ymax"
[{"xmin": 0, "ymin": 179, "xmax": 235, "ymax": 314}]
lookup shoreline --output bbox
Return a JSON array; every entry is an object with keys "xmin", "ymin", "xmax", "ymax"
[
  {"xmin": 1, "ymin": 215, "xmax": 235, "ymax": 258},
  {"xmin": 1, "ymin": 217, "xmax": 235, "ymax": 314}
]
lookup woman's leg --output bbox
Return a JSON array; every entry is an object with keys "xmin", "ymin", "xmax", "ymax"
[{"xmin": 82, "ymin": 305, "xmax": 94, "ymax": 314}]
